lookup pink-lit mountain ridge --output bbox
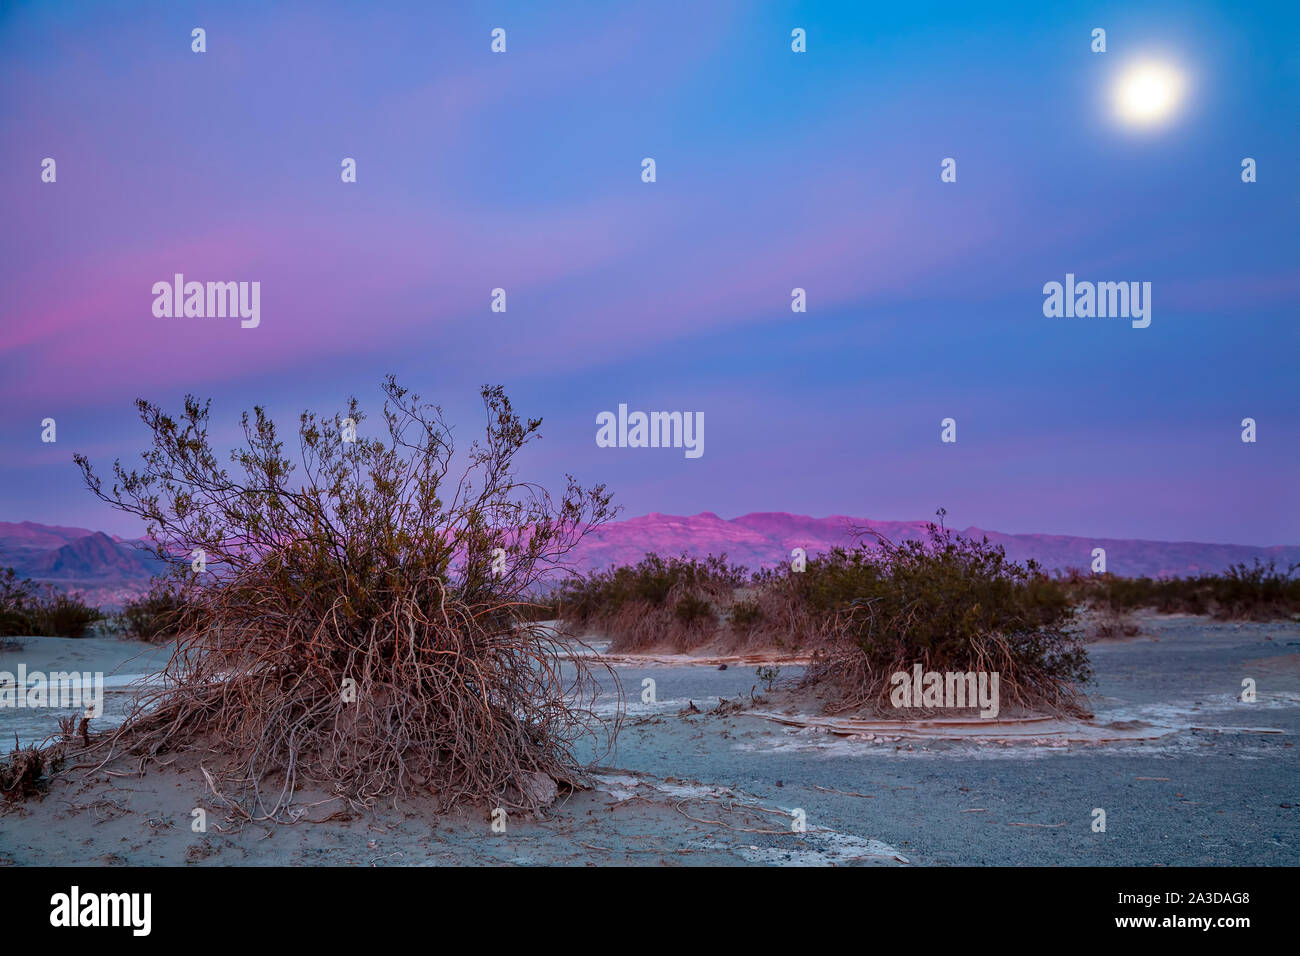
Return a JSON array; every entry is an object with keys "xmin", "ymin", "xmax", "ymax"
[
  {"xmin": 0, "ymin": 521, "xmax": 168, "ymax": 608},
  {"xmin": 566, "ymin": 512, "xmax": 1300, "ymax": 579}
]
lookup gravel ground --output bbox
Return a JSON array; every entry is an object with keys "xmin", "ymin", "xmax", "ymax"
[
  {"xmin": 580, "ymin": 613, "xmax": 1300, "ymax": 865},
  {"xmin": 1, "ymin": 613, "xmax": 1296, "ymax": 865}
]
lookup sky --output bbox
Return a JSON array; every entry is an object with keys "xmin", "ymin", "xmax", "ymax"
[{"xmin": 0, "ymin": 0, "xmax": 1297, "ymax": 545}]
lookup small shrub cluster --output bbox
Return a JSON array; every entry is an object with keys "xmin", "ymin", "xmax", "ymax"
[
  {"xmin": 1084, "ymin": 604, "xmax": 1141, "ymax": 641},
  {"xmin": 0, "ymin": 742, "xmax": 66, "ymax": 802},
  {"xmin": 728, "ymin": 598, "xmax": 764, "ymax": 631},
  {"xmin": 555, "ymin": 554, "xmax": 746, "ymax": 652},
  {"xmin": 0, "ymin": 568, "xmax": 102, "ymax": 638},
  {"xmin": 116, "ymin": 581, "xmax": 192, "ymax": 643},
  {"xmin": 1063, "ymin": 560, "xmax": 1300, "ymax": 621},
  {"xmin": 557, "ymin": 516, "xmax": 1092, "ymax": 716}
]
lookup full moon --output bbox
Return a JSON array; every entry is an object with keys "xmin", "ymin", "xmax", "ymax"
[{"xmin": 1113, "ymin": 61, "xmax": 1186, "ymax": 126}]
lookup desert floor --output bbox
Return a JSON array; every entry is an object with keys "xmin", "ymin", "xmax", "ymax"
[{"xmin": 1, "ymin": 612, "xmax": 1297, "ymax": 866}]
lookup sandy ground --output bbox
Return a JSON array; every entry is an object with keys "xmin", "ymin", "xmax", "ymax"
[
  {"xmin": 1, "ymin": 612, "xmax": 1297, "ymax": 866},
  {"xmin": 0, "ymin": 636, "xmax": 170, "ymax": 750}
]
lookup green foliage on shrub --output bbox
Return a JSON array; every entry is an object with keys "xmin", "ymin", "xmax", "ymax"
[
  {"xmin": 673, "ymin": 592, "xmax": 714, "ymax": 625},
  {"xmin": 835, "ymin": 527, "xmax": 1079, "ymax": 668},
  {"xmin": 728, "ymin": 598, "xmax": 764, "ymax": 630},
  {"xmin": 557, "ymin": 554, "xmax": 744, "ymax": 622},
  {"xmin": 802, "ymin": 523, "xmax": 1090, "ymax": 713},
  {"xmin": 754, "ymin": 548, "xmax": 884, "ymax": 617},
  {"xmin": 555, "ymin": 553, "xmax": 744, "ymax": 650}
]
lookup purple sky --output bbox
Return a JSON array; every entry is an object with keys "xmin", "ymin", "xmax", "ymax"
[{"xmin": 1, "ymin": 1, "xmax": 1297, "ymax": 545}]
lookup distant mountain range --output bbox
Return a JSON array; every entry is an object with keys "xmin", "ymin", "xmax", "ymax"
[
  {"xmin": 3, "ymin": 514, "xmax": 1297, "ymax": 608},
  {"xmin": 0, "ymin": 521, "xmax": 167, "ymax": 608},
  {"xmin": 568, "ymin": 512, "xmax": 1300, "ymax": 579}
]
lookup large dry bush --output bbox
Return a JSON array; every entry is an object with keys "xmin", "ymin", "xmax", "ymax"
[
  {"xmin": 72, "ymin": 377, "xmax": 617, "ymax": 820},
  {"xmin": 802, "ymin": 519, "xmax": 1091, "ymax": 716}
]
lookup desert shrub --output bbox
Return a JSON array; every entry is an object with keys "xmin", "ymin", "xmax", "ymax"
[
  {"xmin": 0, "ymin": 568, "xmax": 39, "ymax": 637},
  {"xmin": 740, "ymin": 548, "xmax": 887, "ymax": 651},
  {"xmin": 0, "ymin": 569, "xmax": 101, "ymax": 638},
  {"xmin": 117, "ymin": 581, "xmax": 192, "ymax": 643},
  {"xmin": 557, "ymin": 553, "xmax": 743, "ymax": 621},
  {"xmin": 1073, "ymin": 573, "xmax": 1193, "ymax": 614},
  {"xmin": 1085, "ymin": 604, "xmax": 1141, "ymax": 641},
  {"xmin": 0, "ymin": 742, "xmax": 65, "ymax": 802},
  {"xmin": 728, "ymin": 598, "xmax": 764, "ymax": 631},
  {"xmin": 1211, "ymin": 560, "xmax": 1300, "ymax": 619},
  {"xmin": 674, "ymin": 592, "xmax": 713, "ymax": 625},
  {"xmin": 25, "ymin": 590, "xmax": 102, "ymax": 638},
  {"xmin": 556, "ymin": 553, "xmax": 744, "ymax": 652},
  {"xmin": 766, "ymin": 547, "xmax": 886, "ymax": 617},
  {"xmin": 802, "ymin": 519, "xmax": 1090, "ymax": 716},
  {"xmin": 1068, "ymin": 561, "xmax": 1299, "ymax": 621},
  {"xmin": 70, "ymin": 377, "xmax": 617, "ymax": 819}
]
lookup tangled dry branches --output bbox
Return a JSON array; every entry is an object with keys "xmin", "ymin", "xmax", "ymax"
[{"xmin": 70, "ymin": 377, "xmax": 619, "ymax": 820}]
